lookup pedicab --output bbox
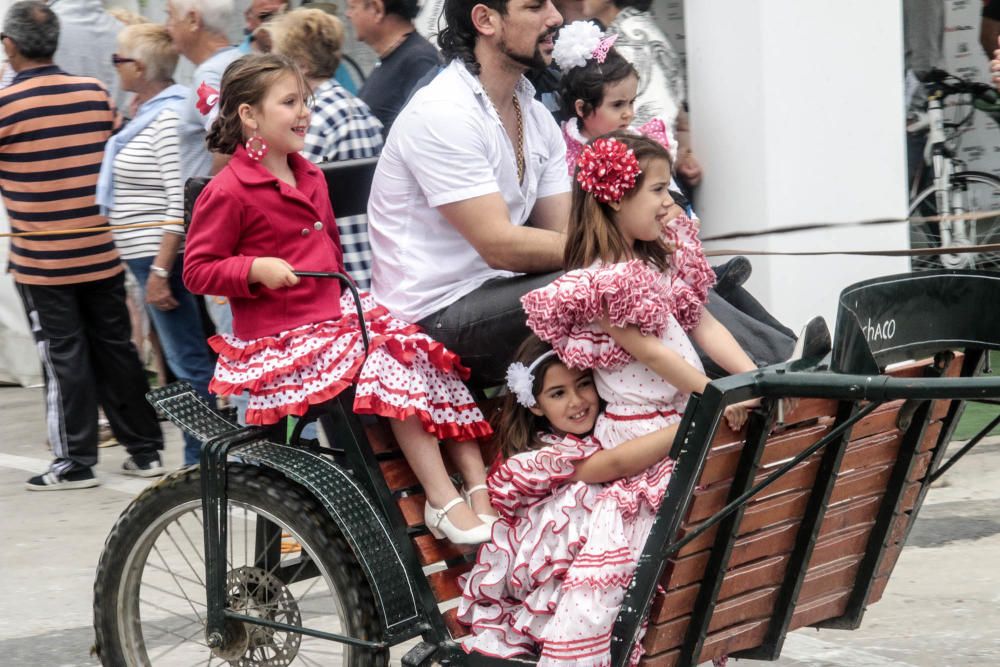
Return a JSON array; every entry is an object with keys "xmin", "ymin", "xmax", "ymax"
[{"xmin": 92, "ymin": 159, "xmax": 1000, "ymax": 666}]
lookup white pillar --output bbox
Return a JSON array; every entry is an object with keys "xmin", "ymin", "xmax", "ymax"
[{"xmin": 684, "ymin": 0, "xmax": 910, "ymax": 333}]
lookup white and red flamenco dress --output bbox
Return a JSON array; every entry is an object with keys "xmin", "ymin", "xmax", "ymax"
[
  {"xmin": 208, "ymin": 290, "xmax": 491, "ymax": 440},
  {"xmin": 458, "ymin": 433, "xmax": 604, "ymax": 657},
  {"xmin": 513, "ymin": 215, "xmax": 715, "ymax": 666}
]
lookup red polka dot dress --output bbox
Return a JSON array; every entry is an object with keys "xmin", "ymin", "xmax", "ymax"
[
  {"xmin": 210, "ymin": 291, "xmax": 491, "ymax": 440},
  {"xmin": 184, "ymin": 147, "xmax": 491, "ymax": 441}
]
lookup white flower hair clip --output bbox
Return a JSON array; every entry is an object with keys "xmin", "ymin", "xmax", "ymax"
[
  {"xmin": 506, "ymin": 350, "xmax": 558, "ymax": 408},
  {"xmin": 552, "ymin": 20, "xmax": 619, "ymax": 72}
]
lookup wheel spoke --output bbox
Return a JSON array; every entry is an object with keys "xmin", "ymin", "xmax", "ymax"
[
  {"xmin": 139, "ymin": 596, "xmax": 203, "ymax": 630},
  {"xmin": 144, "ymin": 560, "xmax": 204, "ymax": 588},
  {"xmin": 145, "ymin": 618, "xmax": 210, "ymax": 663},
  {"xmin": 263, "ymin": 533, "xmax": 306, "ymax": 582},
  {"xmin": 140, "ymin": 580, "xmax": 208, "ymax": 607},
  {"xmin": 162, "ymin": 525, "xmax": 206, "ymax": 588},
  {"xmin": 176, "ymin": 509, "xmax": 206, "ymax": 568},
  {"xmin": 296, "ymin": 649, "xmax": 332, "ymax": 667},
  {"xmin": 152, "ymin": 544, "xmax": 206, "ymax": 625}
]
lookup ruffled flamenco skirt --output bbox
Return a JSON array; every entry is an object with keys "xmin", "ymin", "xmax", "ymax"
[
  {"xmin": 458, "ymin": 481, "xmax": 601, "ymax": 658},
  {"xmin": 207, "ymin": 291, "xmax": 491, "ymax": 440},
  {"xmin": 532, "ymin": 411, "xmax": 681, "ymax": 667}
]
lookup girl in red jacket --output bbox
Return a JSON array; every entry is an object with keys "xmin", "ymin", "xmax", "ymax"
[{"xmin": 184, "ymin": 54, "xmax": 496, "ymax": 544}]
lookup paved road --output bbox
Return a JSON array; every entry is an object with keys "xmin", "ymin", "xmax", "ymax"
[{"xmin": 1, "ymin": 385, "xmax": 998, "ymax": 666}]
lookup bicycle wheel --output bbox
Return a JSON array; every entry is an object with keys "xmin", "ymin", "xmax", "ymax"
[
  {"xmin": 909, "ymin": 171, "xmax": 1000, "ymax": 271},
  {"xmin": 94, "ymin": 465, "xmax": 387, "ymax": 667}
]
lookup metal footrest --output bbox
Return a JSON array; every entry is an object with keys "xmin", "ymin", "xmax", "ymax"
[{"xmin": 146, "ymin": 381, "xmax": 245, "ymax": 443}]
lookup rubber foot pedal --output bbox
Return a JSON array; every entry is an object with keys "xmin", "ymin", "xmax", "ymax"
[{"xmin": 401, "ymin": 641, "xmax": 438, "ymax": 666}]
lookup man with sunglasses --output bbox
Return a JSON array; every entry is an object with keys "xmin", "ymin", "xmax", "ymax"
[
  {"xmin": 0, "ymin": 0, "xmax": 165, "ymax": 490},
  {"xmin": 237, "ymin": 0, "xmax": 286, "ymax": 54}
]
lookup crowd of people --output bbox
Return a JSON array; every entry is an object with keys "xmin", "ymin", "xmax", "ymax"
[{"xmin": 0, "ymin": 0, "xmax": 795, "ymax": 663}]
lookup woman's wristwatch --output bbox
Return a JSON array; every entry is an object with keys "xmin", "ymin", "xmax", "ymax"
[{"xmin": 150, "ymin": 265, "xmax": 170, "ymax": 279}]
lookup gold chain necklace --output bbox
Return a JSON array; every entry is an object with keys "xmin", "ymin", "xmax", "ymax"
[
  {"xmin": 512, "ymin": 94, "xmax": 525, "ymax": 184},
  {"xmin": 486, "ymin": 92, "xmax": 525, "ymax": 184}
]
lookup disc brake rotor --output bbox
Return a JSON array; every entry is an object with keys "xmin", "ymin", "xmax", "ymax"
[{"xmin": 213, "ymin": 565, "xmax": 302, "ymax": 666}]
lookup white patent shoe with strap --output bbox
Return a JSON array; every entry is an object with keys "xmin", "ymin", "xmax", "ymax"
[
  {"xmin": 423, "ymin": 497, "xmax": 493, "ymax": 545},
  {"xmin": 461, "ymin": 484, "xmax": 499, "ymax": 525}
]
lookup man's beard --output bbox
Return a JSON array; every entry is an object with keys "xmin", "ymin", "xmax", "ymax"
[{"xmin": 499, "ymin": 29, "xmax": 555, "ymax": 71}]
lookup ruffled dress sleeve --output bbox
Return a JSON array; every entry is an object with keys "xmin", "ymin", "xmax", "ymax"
[
  {"xmin": 488, "ymin": 433, "xmax": 601, "ymax": 522},
  {"xmin": 521, "ymin": 260, "xmax": 674, "ymax": 369},
  {"xmin": 662, "ymin": 212, "xmax": 716, "ymax": 331}
]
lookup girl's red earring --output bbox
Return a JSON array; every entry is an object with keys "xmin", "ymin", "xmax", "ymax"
[{"xmin": 245, "ymin": 131, "xmax": 268, "ymax": 161}]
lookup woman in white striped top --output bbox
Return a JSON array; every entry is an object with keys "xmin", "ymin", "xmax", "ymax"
[{"xmin": 99, "ymin": 22, "xmax": 216, "ymax": 468}]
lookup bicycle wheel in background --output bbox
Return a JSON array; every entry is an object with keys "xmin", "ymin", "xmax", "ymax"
[
  {"xmin": 909, "ymin": 171, "xmax": 1000, "ymax": 271},
  {"xmin": 93, "ymin": 465, "xmax": 387, "ymax": 667}
]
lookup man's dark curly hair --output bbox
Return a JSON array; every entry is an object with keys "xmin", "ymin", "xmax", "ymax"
[{"xmin": 438, "ymin": 0, "xmax": 511, "ymax": 75}]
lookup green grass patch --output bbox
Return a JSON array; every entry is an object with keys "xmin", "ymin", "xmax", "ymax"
[{"xmin": 952, "ymin": 351, "xmax": 1000, "ymax": 441}]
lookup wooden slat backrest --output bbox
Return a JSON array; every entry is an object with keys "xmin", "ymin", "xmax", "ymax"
[{"xmin": 639, "ymin": 354, "xmax": 963, "ymax": 667}]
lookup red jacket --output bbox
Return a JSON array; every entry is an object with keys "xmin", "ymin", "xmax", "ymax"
[{"xmin": 183, "ymin": 146, "xmax": 344, "ymax": 340}]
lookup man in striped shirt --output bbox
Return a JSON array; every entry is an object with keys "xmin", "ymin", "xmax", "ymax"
[{"xmin": 0, "ymin": 0, "xmax": 164, "ymax": 490}]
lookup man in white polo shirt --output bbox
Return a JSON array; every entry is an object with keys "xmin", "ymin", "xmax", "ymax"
[{"xmin": 367, "ymin": 0, "xmax": 567, "ymax": 388}]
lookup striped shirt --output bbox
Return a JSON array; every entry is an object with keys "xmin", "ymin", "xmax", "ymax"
[
  {"xmin": 0, "ymin": 65, "xmax": 122, "ymax": 285},
  {"xmin": 108, "ymin": 109, "xmax": 185, "ymax": 260}
]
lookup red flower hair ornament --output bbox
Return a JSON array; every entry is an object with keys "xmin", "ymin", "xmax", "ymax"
[{"xmin": 575, "ymin": 138, "xmax": 641, "ymax": 204}]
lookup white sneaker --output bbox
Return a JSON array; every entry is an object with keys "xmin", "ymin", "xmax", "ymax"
[{"xmin": 122, "ymin": 456, "xmax": 165, "ymax": 478}]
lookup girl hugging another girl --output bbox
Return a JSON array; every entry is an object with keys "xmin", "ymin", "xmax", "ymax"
[
  {"xmin": 460, "ymin": 133, "xmax": 756, "ymax": 665},
  {"xmin": 458, "ymin": 336, "xmax": 681, "ymax": 662}
]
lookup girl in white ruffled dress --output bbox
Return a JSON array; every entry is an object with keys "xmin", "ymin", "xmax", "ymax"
[
  {"xmin": 458, "ymin": 335, "xmax": 680, "ymax": 661},
  {"xmin": 514, "ymin": 132, "xmax": 758, "ymax": 665}
]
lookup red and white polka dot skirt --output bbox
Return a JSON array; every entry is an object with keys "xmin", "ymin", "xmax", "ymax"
[{"xmin": 208, "ymin": 291, "xmax": 492, "ymax": 441}]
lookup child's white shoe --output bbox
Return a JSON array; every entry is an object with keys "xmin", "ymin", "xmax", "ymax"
[
  {"xmin": 461, "ymin": 484, "xmax": 499, "ymax": 525},
  {"xmin": 424, "ymin": 497, "xmax": 493, "ymax": 544}
]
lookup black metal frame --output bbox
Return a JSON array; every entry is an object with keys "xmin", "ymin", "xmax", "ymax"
[
  {"xmin": 147, "ymin": 270, "xmax": 1000, "ymax": 667},
  {"xmin": 197, "ymin": 271, "xmax": 465, "ymax": 661}
]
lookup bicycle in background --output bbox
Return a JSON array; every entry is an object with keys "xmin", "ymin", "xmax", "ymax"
[{"xmin": 908, "ymin": 69, "xmax": 1000, "ymax": 271}]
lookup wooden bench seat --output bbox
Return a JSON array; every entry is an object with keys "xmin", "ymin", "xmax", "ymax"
[{"xmin": 354, "ymin": 353, "xmax": 962, "ymax": 662}]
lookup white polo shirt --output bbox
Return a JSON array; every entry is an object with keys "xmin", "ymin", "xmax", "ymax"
[{"xmin": 367, "ymin": 60, "xmax": 570, "ymax": 323}]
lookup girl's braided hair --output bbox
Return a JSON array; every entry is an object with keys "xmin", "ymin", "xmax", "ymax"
[{"xmin": 205, "ymin": 53, "xmax": 309, "ymax": 155}]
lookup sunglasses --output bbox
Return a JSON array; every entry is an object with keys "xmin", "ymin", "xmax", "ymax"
[
  {"xmin": 244, "ymin": 9, "xmax": 275, "ymax": 22},
  {"xmin": 111, "ymin": 54, "xmax": 137, "ymax": 66}
]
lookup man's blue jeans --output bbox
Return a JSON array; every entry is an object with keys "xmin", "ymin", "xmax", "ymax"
[{"xmin": 126, "ymin": 255, "xmax": 216, "ymax": 466}]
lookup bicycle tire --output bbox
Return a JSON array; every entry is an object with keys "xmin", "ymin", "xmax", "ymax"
[
  {"xmin": 908, "ymin": 170, "xmax": 1000, "ymax": 271},
  {"xmin": 93, "ymin": 465, "xmax": 387, "ymax": 667}
]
